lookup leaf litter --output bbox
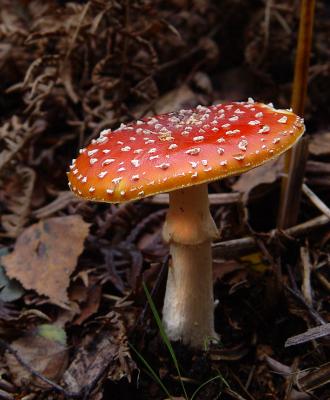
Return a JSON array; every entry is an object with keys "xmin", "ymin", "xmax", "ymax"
[{"xmin": 5, "ymin": 324, "xmax": 68, "ymax": 388}]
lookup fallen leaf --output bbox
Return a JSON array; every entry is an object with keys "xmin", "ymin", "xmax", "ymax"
[
  {"xmin": 38, "ymin": 323, "xmax": 67, "ymax": 345},
  {"xmin": 309, "ymin": 132, "xmax": 330, "ymax": 156},
  {"xmin": 232, "ymin": 157, "xmax": 283, "ymax": 201},
  {"xmin": 151, "ymin": 84, "xmax": 200, "ymax": 115},
  {"xmin": 5, "ymin": 324, "xmax": 68, "ymax": 388},
  {"xmin": 133, "ymin": 85, "xmax": 197, "ymax": 118},
  {"xmin": 73, "ymin": 285, "xmax": 102, "ymax": 325},
  {"xmin": 2, "ymin": 216, "xmax": 90, "ymax": 307}
]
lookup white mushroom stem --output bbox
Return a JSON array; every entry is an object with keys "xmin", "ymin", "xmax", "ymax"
[{"xmin": 162, "ymin": 183, "xmax": 219, "ymax": 348}]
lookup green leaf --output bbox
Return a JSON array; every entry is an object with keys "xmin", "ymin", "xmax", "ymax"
[
  {"xmin": 37, "ymin": 324, "xmax": 67, "ymax": 345},
  {"xmin": 129, "ymin": 343, "xmax": 173, "ymax": 399}
]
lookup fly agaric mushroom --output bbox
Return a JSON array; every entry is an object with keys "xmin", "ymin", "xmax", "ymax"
[{"xmin": 68, "ymin": 100, "xmax": 304, "ymax": 348}]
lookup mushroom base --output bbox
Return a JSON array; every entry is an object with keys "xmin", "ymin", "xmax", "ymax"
[{"xmin": 162, "ymin": 241, "xmax": 217, "ymax": 348}]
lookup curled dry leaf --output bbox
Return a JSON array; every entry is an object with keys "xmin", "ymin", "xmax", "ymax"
[
  {"xmin": 73, "ymin": 285, "xmax": 102, "ymax": 326},
  {"xmin": 5, "ymin": 324, "xmax": 68, "ymax": 389},
  {"xmin": 2, "ymin": 216, "xmax": 90, "ymax": 307}
]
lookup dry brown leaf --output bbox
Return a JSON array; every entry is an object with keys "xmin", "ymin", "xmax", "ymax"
[
  {"xmin": 73, "ymin": 285, "xmax": 102, "ymax": 325},
  {"xmin": 153, "ymin": 85, "xmax": 199, "ymax": 114},
  {"xmin": 135, "ymin": 84, "xmax": 201, "ymax": 117},
  {"xmin": 2, "ymin": 216, "xmax": 90, "ymax": 307},
  {"xmin": 232, "ymin": 157, "xmax": 284, "ymax": 201},
  {"xmin": 5, "ymin": 325, "xmax": 68, "ymax": 388},
  {"xmin": 309, "ymin": 132, "xmax": 330, "ymax": 156}
]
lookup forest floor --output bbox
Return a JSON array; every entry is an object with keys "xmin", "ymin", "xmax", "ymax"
[{"xmin": 0, "ymin": 1, "xmax": 329, "ymax": 399}]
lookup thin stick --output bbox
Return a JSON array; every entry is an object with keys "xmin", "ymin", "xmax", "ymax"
[
  {"xmin": 300, "ymin": 246, "xmax": 313, "ymax": 305},
  {"xmin": 278, "ymin": 0, "xmax": 316, "ymax": 228},
  {"xmin": 285, "ymin": 323, "xmax": 330, "ymax": 347},
  {"xmin": 212, "ymin": 214, "xmax": 329, "ymax": 258},
  {"xmin": 285, "ymin": 286, "xmax": 326, "ymax": 325},
  {"xmin": 302, "ymin": 183, "xmax": 330, "ymax": 219},
  {"xmin": 148, "ymin": 192, "xmax": 241, "ymax": 205},
  {"xmin": 316, "ymin": 273, "xmax": 330, "ymax": 292}
]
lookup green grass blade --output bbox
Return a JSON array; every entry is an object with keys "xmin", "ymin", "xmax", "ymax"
[
  {"xmin": 129, "ymin": 343, "xmax": 173, "ymax": 399},
  {"xmin": 143, "ymin": 282, "xmax": 188, "ymax": 400},
  {"xmin": 190, "ymin": 374, "xmax": 229, "ymax": 400}
]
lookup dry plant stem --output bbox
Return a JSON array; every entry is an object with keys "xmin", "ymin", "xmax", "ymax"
[
  {"xmin": 316, "ymin": 273, "xmax": 330, "ymax": 292},
  {"xmin": 285, "ymin": 323, "xmax": 330, "ymax": 347},
  {"xmin": 300, "ymin": 246, "xmax": 313, "ymax": 305},
  {"xmin": 162, "ymin": 184, "xmax": 219, "ymax": 348},
  {"xmin": 278, "ymin": 0, "xmax": 316, "ymax": 228},
  {"xmin": 278, "ymin": 139, "xmax": 309, "ymax": 228},
  {"xmin": 302, "ymin": 183, "xmax": 330, "ymax": 219},
  {"xmin": 149, "ymin": 192, "xmax": 241, "ymax": 206},
  {"xmin": 213, "ymin": 214, "xmax": 330, "ymax": 258}
]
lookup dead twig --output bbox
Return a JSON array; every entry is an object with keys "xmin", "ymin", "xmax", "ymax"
[
  {"xmin": 285, "ymin": 286, "xmax": 326, "ymax": 326},
  {"xmin": 213, "ymin": 215, "xmax": 330, "ymax": 258},
  {"xmin": 297, "ymin": 362, "xmax": 330, "ymax": 392},
  {"xmin": 316, "ymin": 272, "xmax": 330, "ymax": 292},
  {"xmin": 300, "ymin": 246, "xmax": 313, "ymax": 305},
  {"xmin": 148, "ymin": 192, "xmax": 241, "ymax": 206},
  {"xmin": 302, "ymin": 183, "xmax": 330, "ymax": 220},
  {"xmin": 285, "ymin": 323, "xmax": 330, "ymax": 347},
  {"xmin": 32, "ymin": 191, "xmax": 80, "ymax": 219}
]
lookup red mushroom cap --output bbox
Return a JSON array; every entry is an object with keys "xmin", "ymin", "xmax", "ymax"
[{"xmin": 68, "ymin": 100, "xmax": 304, "ymax": 202}]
